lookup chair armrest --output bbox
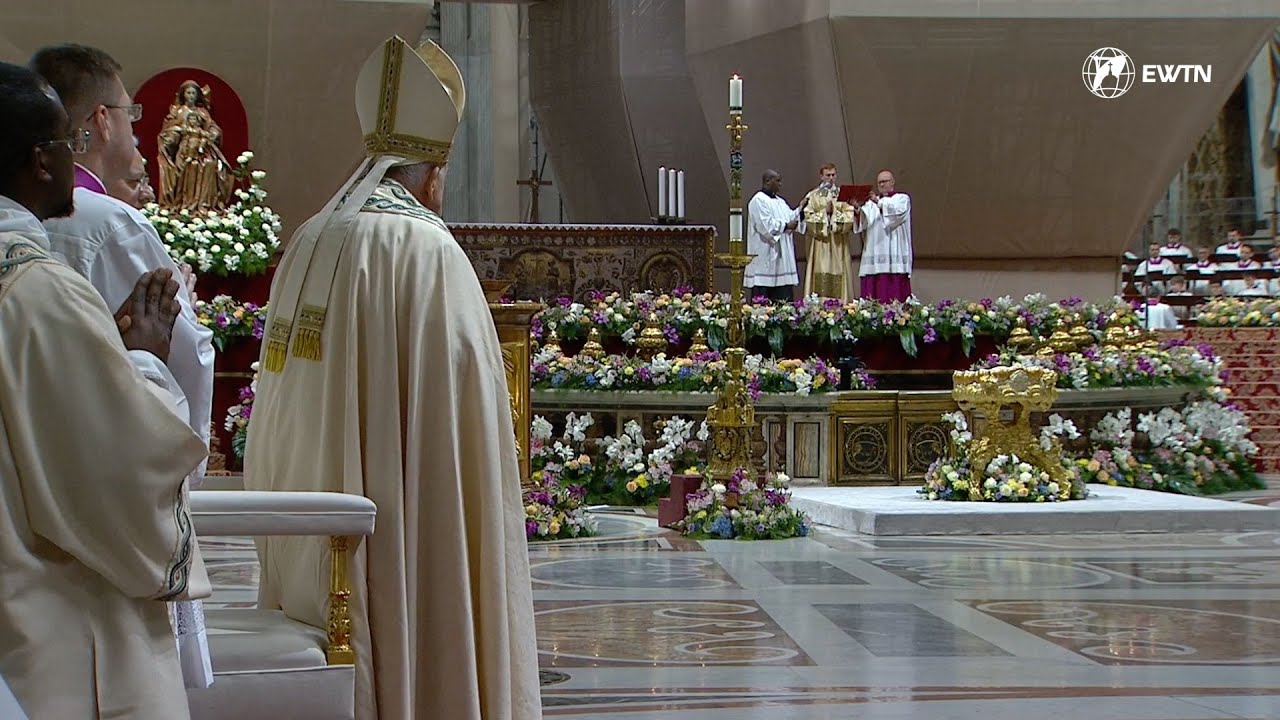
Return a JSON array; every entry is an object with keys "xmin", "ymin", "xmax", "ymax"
[{"xmin": 190, "ymin": 491, "xmax": 376, "ymax": 537}]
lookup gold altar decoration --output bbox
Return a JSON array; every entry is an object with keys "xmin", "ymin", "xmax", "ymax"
[
  {"xmin": 704, "ymin": 106, "xmax": 756, "ymax": 479},
  {"xmin": 637, "ymin": 313, "xmax": 668, "ymax": 359},
  {"xmin": 688, "ymin": 328, "xmax": 710, "ymax": 356},
  {"xmin": 580, "ymin": 327, "xmax": 605, "ymax": 359},
  {"xmin": 951, "ymin": 365, "xmax": 1071, "ymax": 489},
  {"xmin": 157, "ymin": 80, "xmax": 234, "ymax": 211},
  {"xmin": 487, "ymin": 288, "xmax": 542, "ymax": 488},
  {"xmin": 541, "ymin": 328, "xmax": 561, "ymax": 354}
]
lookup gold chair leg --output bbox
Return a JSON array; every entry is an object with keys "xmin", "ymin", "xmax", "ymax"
[{"xmin": 326, "ymin": 535, "xmax": 354, "ymax": 665}]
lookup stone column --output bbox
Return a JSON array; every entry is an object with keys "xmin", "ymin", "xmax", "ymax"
[{"xmin": 1246, "ymin": 37, "xmax": 1279, "ymax": 234}]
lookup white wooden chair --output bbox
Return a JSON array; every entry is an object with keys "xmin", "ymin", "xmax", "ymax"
[{"xmin": 185, "ymin": 491, "xmax": 376, "ymax": 720}]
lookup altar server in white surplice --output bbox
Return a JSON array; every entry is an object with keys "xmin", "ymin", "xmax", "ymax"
[
  {"xmin": 244, "ymin": 37, "xmax": 541, "ymax": 720},
  {"xmin": 746, "ymin": 169, "xmax": 802, "ymax": 302},
  {"xmin": 32, "ymin": 42, "xmax": 217, "ymax": 690},
  {"xmin": 1141, "ymin": 288, "xmax": 1182, "ymax": 330},
  {"xmin": 0, "ymin": 63, "xmax": 208, "ymax": 720}
]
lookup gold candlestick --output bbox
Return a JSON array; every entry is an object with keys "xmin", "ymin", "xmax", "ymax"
[{"xmin": 705, "ymin": 105, "xmax": 756, "ymax": 479}]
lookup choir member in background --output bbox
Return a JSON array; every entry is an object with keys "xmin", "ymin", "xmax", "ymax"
[
  {"xmin": 1188, "ymin": 245, "xmax": 1217, "ymax": 294},
  {"xmin": 1207, "ymin": 280, "xmax": 1225, "ymax": 298},
  {"xmin": 1141, "ymin": 286, "xmax": 1181, "ymax": 330},
  {"xmin": 1158, "ymin": 228, "xmax": 1193, "ymax": 260},
  {"xmin": 1165, "ymin": 275, "xmax": 1192, "ymax": 320},
  {"xmin": 1265, "ymin": 243, "xmax": 1280, "ymax": 268},
  {"xmin": 1133, "ymin": 241, "xmax": 1176, "ymax": 294},
  {"xmin": 1236, "ymin": 271, "xmax": 1269, "ymax": 297},
  {"xmin": 1224, "ymin": 245, "xmax": 1261, "ymax": 295},
  {"xmin": 1216, "ymin": 227, "xmax": 1246, "ymax": 256},
  {"xmin": 745, "ymin": 169, "xmax": 802, "ymax": 301}
]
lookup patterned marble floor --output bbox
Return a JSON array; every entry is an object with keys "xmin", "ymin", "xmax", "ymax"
[{"xmin": 205, "ymin": 486, "xmax": 1280, "ymax": 719}]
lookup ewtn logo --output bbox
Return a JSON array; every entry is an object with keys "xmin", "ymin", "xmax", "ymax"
[{"xmin": 1082, "ymin": 47, "xmax": 1212, "ymax": 99}]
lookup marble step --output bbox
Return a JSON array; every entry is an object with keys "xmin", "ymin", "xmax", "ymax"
[{"xmin": 791, "ymin": 485, "xmax": 1280, "ymax": 536}]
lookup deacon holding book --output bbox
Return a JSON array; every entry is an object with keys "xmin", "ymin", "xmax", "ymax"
[
  {"xmin": 857, "ymin": 169, "xmax": 913, "ymax": 302},
  {"xmin": 800, "ymin": 163, "xmax": 858, "ymax": 301}
]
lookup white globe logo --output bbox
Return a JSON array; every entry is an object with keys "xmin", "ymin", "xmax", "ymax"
[{"xmin": 1082, "ymin": 47, "xmax": 1135, "ymax": 99}]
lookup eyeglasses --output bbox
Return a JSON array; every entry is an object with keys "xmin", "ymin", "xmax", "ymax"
[
  {"xmin": 99, "ymin": 103, "xmax": 143, "ymax": 123},
  {"xmin": 37, "ymin": 128, "xmax": 91, "ymax": 155}
]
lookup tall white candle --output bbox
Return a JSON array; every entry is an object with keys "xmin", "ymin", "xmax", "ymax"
[
  {"xmin": 729, "ymin": 74, "xmax": 743, "ymax": 109},
  {"xmin": 729, "ymin": 211, "xmax": 743, "ymax": 241},
  {"xmin": 658, "ymin": 166, "xmax": 667, "ymax": 218},
  {"xmin": 668, "ymin": 169, "xmax": 677, "ymax": 220},
  {"xmin": 676, "ymin": 170, "xmax": 685, "ymax": 219}
]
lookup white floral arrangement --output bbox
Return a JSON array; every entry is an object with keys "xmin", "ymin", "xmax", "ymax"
[{"xmin": 144, "ymin": 151, "xmax": 283, "ymax": 276}]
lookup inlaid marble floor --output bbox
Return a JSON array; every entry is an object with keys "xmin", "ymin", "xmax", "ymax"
[{"xmin": 205, "ymin": 486, "xmax": 1280, "ymax": 719}]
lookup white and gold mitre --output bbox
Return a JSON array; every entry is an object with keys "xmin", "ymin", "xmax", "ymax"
[{"xmin": 356, "ymin": 36, "xmax": 465, "ymax": 165}]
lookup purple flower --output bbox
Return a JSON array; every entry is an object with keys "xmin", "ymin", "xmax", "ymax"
[
  {"xmin": 923, "ymin": 326, "xmax": 938, "ymax": 344},
  {"xmin": 215, "ymin": 313, "xmax": 230, "ymax": 328},
  {"xmin": 252, "ymin": 317, "xmax": 265, "ymax": 340},
  {"xmin": 530, "ymin": 316, "xmax": 544, "ymax": 338},
  {"xmin": 557, "ymin": 296, "xmax": 572, "ymax": 307},
  {"xmin": 673, "ymin": 284, "xmax": 694, "ymax": 296},
  {"xmin": 664, "ymin": 325, "xmax": 680, "ymax": 343},
  {"xmin": 526, "ymin": 519, "xmax": 539, "ymax": 538},
  {"xmin": 637, "ymin": 366, "xmax": 653, "ymax": 382},
  {"xmin": 588, "ymin": 290, "xmax": 605, "ymax": 303}
]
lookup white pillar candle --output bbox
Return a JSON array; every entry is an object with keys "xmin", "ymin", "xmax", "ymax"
[
  {"xmin": 668, "ymin": 169, "xmax": 677, "ymax": 220},
  {"xmin": 729, "ymin": 210, "xmax": 743, "ymax": 241},
  {"xmin": 658, "ymin": 166, "xmax": 667, "ymax": 218},
  {"xmin": 729, "ymin": 74, "xmax": 743, "ymax": 109},
  {"xmin": 676, "ymin": 170, "xmax": 685, "ymax": 219}
]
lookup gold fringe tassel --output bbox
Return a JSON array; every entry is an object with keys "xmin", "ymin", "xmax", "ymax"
[
  {"xmin": 264, "ymin": 318, "xmax": 292, "ymax": 373},
  {"xmin": 292, "ymin": 305, "xmax": 326, "ymax": 361}
]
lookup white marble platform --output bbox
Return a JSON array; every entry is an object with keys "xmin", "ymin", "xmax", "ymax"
[{"xmin": 790, "ymin": 485, "xmax": 1280, "ymax": 536}]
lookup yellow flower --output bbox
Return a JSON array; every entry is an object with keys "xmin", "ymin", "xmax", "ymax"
[
  {"xmin": 695, "ymin": 510, "xmax": 707, "ymax": 519},
  {"xmin": 624, "ymin": 366, "xmax": 635, "ymax": 376},
  {"xmin": 1097, "ymin": 470, "xmax": 1110, "ymax": 481},
  {"xmin": 548, "ymin": 521, "xmax": 561, "ymax": 535},
  {"xmin": 577, "ymin": 454, "xmax": 590, "ymax": 465},
  {"xmin": 1087, "ymin": 459, "xmax": 1100, "ymax": 472},
  {"xmin": 625, "ymin": 480, "xmax": 639, "ymax": 493}
]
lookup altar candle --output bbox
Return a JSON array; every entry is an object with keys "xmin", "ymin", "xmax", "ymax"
[
  {"xmin": 676, "ymin": 170, "xmax": 685, "ymax": 219},
  {"xmin": 729, "ymin": 74, "xmax": 743, "ymax": 109},
  {"xmin": 658, "ymin": 166, "xmax": 667, "ymax": 218},
  {"xmin": 668, "ymin": 169, "xmax": 678, "ymax": 220},
  {"xmin": 729, "ymin": 211, "xmax": 743, "ymax": 241}
]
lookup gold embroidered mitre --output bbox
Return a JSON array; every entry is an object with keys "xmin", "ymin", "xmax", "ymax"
[
  {"xmin": 357, "ymin": 36, "xmax": 466, "ymax": 165},
  {"xmin": 263, "ymin": 36, "xmax": 467, "ymax": 372}
]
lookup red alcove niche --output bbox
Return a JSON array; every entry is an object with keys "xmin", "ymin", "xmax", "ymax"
[{"xmin": 132, "ymin": 68, "xmax": 250, "ymax": 199}]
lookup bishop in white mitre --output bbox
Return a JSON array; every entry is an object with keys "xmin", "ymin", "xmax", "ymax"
[
  {"xmin": 244, "ymin": 37, "xmax": 541, "ymax": 720},
  {"xmin": 745, "ymin": 169, "xmax": 802, "ymax": 301},
  {"xmin": 0, "ymin": 62, "xmax": 208, "ymax": 720}
]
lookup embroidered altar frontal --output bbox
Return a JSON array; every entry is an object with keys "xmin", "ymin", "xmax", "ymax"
[{"xmin": 451, "ymin": 223, "xmax": 717, "ymax": 301}]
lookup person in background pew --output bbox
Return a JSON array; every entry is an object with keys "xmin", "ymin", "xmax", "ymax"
[
  {"xmin": 1265, "ymin": 244, "xmax": 1280, "ymax": 268},
  {"xmin": 1223, "ymin": 245, "xmax": 1262, "ymax": 295},
  {"xmin": 1188, "ymin": 245, "xmax": 1217, "ymax": 294},
  {"xmin": 1216, "ymin": 227, "xmax": 1246, "ymax": 257},
  {"xmin": 1206, "ymin": 280, "xmax": 1225, "ymax": 298},
  {"xmin": 1164, "ymin": 275, "xmax": 1192, "ymax": 320},
  {"xmin": 1134, "ymin": 241, "xmax": 1177, "ymax": 293},
  {"xmin": 1141, "ymin": 286, "xmax": 1181, "ymax": 330},
  {"xmin": 1158, "ymin": 228, "xmax": 1193, "ymax": 260},
  {"xmin": 1236, "ymin": 271, "xmax": 1269, "ymax": 297}
]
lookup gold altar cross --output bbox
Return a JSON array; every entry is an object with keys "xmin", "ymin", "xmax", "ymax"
[{"xmin": 517, "ymin": 169, "xmax": 553, "ymax": 224}]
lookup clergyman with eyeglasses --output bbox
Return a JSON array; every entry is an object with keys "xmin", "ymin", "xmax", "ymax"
[
  {"xmin": 0, "ymin": 60, "xmax": 207, "ymax": 720},
  {"xmin": 29, "ymin": 43, "xmax": 217, "ymax": 691}
]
